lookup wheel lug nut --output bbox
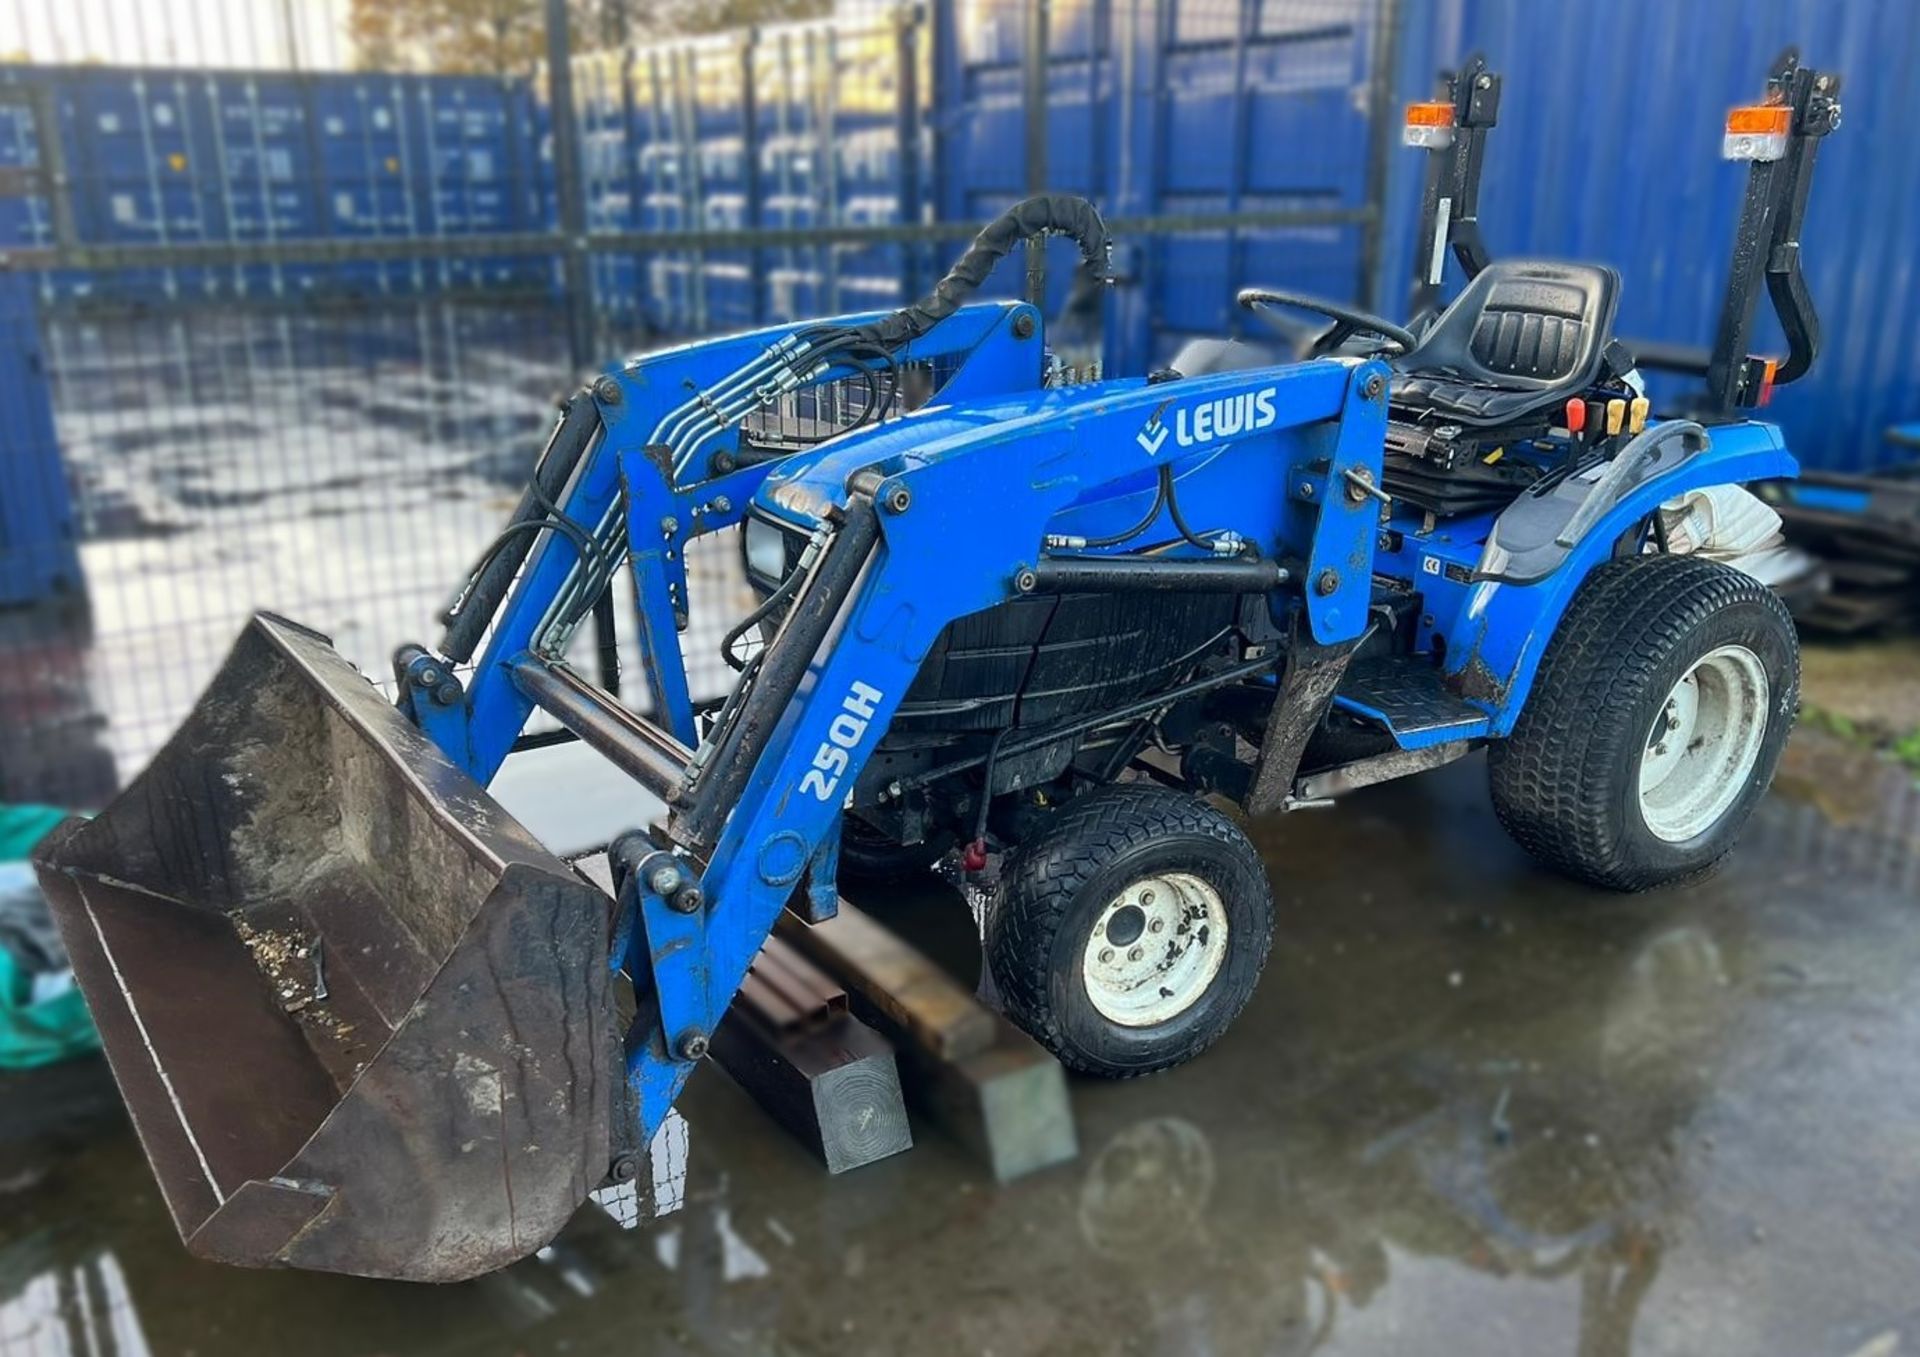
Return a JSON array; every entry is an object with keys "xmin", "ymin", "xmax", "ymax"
[
  {"xmin": 1140, "ymin": 890, "xmax": 1154, "ymax": 906},
  {"xmin": 1099, "ymin": 948, "xmax": 1114, "ymax": 963},
  {"xmin": 1149, "ymin": 918, "xmax": 1164, "ymax": 933},
  {"xmin": 1128, "ymin": 946, "xmax": 1144, "ymax": 962}
]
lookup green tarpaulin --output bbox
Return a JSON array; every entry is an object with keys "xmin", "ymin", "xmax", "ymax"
[
  {"xmin": 0, "ymin": 806, "xmax": 99, "ymax": 1070},
  {"xmin": 0, "ymin": 805, "xmax": 66, "ymax": 861}
]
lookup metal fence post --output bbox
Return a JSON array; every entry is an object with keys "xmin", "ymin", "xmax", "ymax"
[
  {"xmin": 927, "ymin": 0, "xmax": 958, "ymax": 225},
  {"xmin": 545, "ymin": 0, "xmax": 595, "ymax": 373},
  {"xmin": 1356, "ymin": 0, "xmax": 1403, "ymax": 312},
  {"xmin": 675, "ymin": 46, "xmax": 709, "ymax": 333},
  {"xmin": 618, "ymin": 34, "xmax": 644, "ymax": 339},
  {"xmin": 543, "ymin": 0, "xmax": 619, "ymax": 689},
  {"xmin": 18, "ymin": 84, "xmax": 79, "ymax": 254},
  {"xmin": 604, "ymin": 0, "xmax": 632, "ymax": 47},
  {"xmin": 1023, "ymin": 0, "xmax": 1050, "ymax": 305},
  {"xmin": 894, "ymin": 4, "xmax": 924, "ymax": 301},
  {"xmin": 0, "ymin": 261, "xmax": 82, "ymax": 609},
  {"xmin": 741, "ymin": 29, "xmax": 765, "ymax": 325}
]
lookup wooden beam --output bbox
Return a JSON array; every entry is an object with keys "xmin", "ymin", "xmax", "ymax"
[
  {"xmin": 893, "ymin": 1011, "xmax": 1079, "ymax": 1183},
  {"xmin": 777, "ymin": 904, "xmax": 1076, "ymax": 1182},
  {"xmin": 569, "ymin": 855, "xmax": 910, "ymax": 1176},
  {"xmin": 734, "ymin": 937, "xmax": 848, "ymax": 1032},
  {"xmin": 709, "ymin": 936, "xmax": 912, "ymax": 1175},
  {"xmin": 569, "ymin": 852, "xmax": 1069, "ymax": 1179},
  {"xmin": 774, "ymin": 904, "xmax": 996, "ymax": 1062}
]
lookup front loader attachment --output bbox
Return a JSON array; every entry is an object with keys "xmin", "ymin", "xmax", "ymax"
[{"xmin": 31, "ymin": 613, "xmax": 618, "ymax": 1284}]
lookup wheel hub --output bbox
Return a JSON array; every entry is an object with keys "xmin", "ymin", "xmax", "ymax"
[
  {"xmin": 1637, "ymin": 644, "xmax": 1770, "ymax": 844},
  {"xmin": 1081, "ymin": 873, "xmax": 1229, "ymax": 1027}
]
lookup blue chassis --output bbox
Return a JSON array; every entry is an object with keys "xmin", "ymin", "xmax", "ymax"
[{"xmin": 404, "ymin": 299, "xmax": 1797, "ymax": 1150}]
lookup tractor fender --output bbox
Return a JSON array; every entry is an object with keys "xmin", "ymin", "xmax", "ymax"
[{"xmin": 1442, "ymin": 419, "xmax": 1797, "ymax": 734}]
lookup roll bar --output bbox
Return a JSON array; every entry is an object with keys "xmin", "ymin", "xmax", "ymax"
[
  {"xmin": 1699, "ymin": 48, "xmax": 1842, "ymax": 413},
  {"xmin": 1407, "ymin": 52, "xmax": 1501, "ymax": 320},
  {"xmin": 1402, "ymin": 49, "xmax": 1839, "ymax": 418}
]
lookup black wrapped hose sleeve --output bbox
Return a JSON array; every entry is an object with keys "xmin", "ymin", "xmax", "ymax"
[{"xmin": 856, "ymin": 194, "xmax": 1111, "ymax": 352}]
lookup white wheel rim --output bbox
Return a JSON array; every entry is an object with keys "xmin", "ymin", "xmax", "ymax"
[
  {"xmin": 1081, "ymin": 873, "xmax": 1229, "ymax": 1027},
  {"xmin": 1637, "ymin": 644, "xmax": 1770, "ymax": 844}
]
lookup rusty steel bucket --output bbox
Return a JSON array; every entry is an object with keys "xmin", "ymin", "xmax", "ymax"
[{"xmin": 32, "ymin": 613, "xmax": 620, "ymax": 1283}]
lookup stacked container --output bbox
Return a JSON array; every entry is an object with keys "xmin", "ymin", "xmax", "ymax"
[{"xmin": 1, "ymin": 63, "xmax": 535, "ymax": 305}]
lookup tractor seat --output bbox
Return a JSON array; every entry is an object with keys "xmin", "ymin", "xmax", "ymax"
[{"xmin": 1390, "ymin": 260, "xmax": 1621, "ymax": 427}]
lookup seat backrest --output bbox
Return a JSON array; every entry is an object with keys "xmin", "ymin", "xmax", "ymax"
[{"xmin": 1393, "ymin": 260, "xmax": 1620, "ymax": 409}]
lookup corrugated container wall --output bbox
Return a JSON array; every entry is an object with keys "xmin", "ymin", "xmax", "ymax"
[
  {"xmin": 7, "ymin": 0, "xmax": 1917, "ymax": 470},
  {"xmin": 1389, "ymin": 0, "xmax": 1920, "ymax": 472},
  {"xmin": 530, "ymin": 11, "xmax": 925, "ymax": 338},
  {"xmin": 0, "ymin": 64, "xmax": 536, "ymax": 306},
  {"xmin": 933, "ymin": 0, "xmax": 1385, "ymax": 377}
]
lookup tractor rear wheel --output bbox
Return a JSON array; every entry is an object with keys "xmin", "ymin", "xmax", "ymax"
[
  {"xmin": 1488, "ymin": 554, "xmax": 1799, "ymax": 891},
  {"xmin": 985, "ymin": 784, "xmax": 1273, "ymax": 1077}
]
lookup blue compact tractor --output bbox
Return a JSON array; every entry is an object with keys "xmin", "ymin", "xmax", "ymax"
[{"xmin": 33, "ymin": 53, "xmax": 1839, "ymax": 1281}]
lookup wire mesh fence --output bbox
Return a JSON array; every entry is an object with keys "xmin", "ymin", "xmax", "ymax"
[
  {"xmin": 17, "ymin": 296, "xmax": 565, "ymax": 798},
  {"xmin": 0, "ymin": 0, "xmax": 1403, "ymax": 810}
]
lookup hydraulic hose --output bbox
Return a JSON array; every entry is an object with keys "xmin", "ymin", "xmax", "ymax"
[
  {"xmin": 441, "ymin": 393, "xmax": 601, "ymax": 664},
  {"xmin": 505, "ymin": 202, "xmax": 1114, "ymax": 668},
  {"xmin": 676, "ymin": 499, "xmax": 883, "ymax": 852},
  {"xmin": 853, "ymin": 194, "xmax": 1111, "ymax": 353}
]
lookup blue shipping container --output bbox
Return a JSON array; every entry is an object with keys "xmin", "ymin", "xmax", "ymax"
[
  {"xmin": 0, "ymin": 274, "xmax": 83, "ymax": 604},
  {"xmin": 7, "ymin": 0, "xmax": 1920, "ymax": 472}
]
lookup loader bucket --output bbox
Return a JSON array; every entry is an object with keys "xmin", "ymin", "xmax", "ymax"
[{"xmin": 31, "ymin": 613, "xmax": 619, "ymax": 1283}]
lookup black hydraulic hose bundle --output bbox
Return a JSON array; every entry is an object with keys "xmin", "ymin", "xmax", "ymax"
[
  {"xmin": 1161, "ymin": 463, "xmax": 1222, "ymax": 551},
  {"xmin": 440, "ymin": 393, "xmax": 602, "ymax": 664},
  {"xmin": 854, "ymin": 194, "xmax": 1111, "ymax": 353},
  {"xmin": 751, "ymin": 195, "xmax": 1109, "ymax": 456},
  {"xmin": 1064, "ymin": 465, "xmax": 1232, "ymax": 555},
  {"xmin": 679, "ymin": 498, "xmax": 885, "ymax": 851},
  {"xmin": 441, "ymin": 197, "xmax": 1113, "ymax": 682},
  {"xmin": 1080, "ymin": 471, "xmax": 1168, "ymax": 549},
  {"xmin": 713, "ymin": 195, "xmax": 1114, "ymax": 670},
  {"xmin": 720, "ymin": 563, "xmax": 808, "ymax": 671}
]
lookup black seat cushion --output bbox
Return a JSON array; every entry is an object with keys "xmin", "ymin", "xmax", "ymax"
[{"xmin": 1390, "ymin": 260, "xmax": 1621, "ymax": 427}]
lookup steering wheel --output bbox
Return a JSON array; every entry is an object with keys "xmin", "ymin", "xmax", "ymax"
[{"xmin": 1237, "ymin": 287, "xmax": 1419, "ymax": 358}]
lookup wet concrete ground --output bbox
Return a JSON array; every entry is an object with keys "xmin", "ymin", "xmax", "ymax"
[{"xmin": 5, "ymin": 729, "xmax": 1920, "ymax": 1356}]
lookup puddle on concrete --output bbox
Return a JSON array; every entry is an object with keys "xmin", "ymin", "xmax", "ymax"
[{"xmin": 5, "ymin": 733, "xmax": 1920, "ymax": 1355}]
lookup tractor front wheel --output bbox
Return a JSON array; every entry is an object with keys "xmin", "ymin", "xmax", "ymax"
[
  {"xmin": 1488, "ymin": 554, "xmax": 1799, "ymax": 891},
  {"xmin": 985, "ymin": 784, "xmax": 1274, "ymax": 1077}
]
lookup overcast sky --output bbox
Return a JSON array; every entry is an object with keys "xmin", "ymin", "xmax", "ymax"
[{"xmin": 1, "ymin": 0, "xmax": 356, "ymax": 70}]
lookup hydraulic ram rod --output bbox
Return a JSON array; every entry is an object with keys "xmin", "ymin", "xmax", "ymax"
[
  {"xmin": 1022, "ymin": 557, "xmax": 1290, "ymax": 593},
  {"xmin": 509, "ymin": 654, "xmax": 691, "ymax": 799}
]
